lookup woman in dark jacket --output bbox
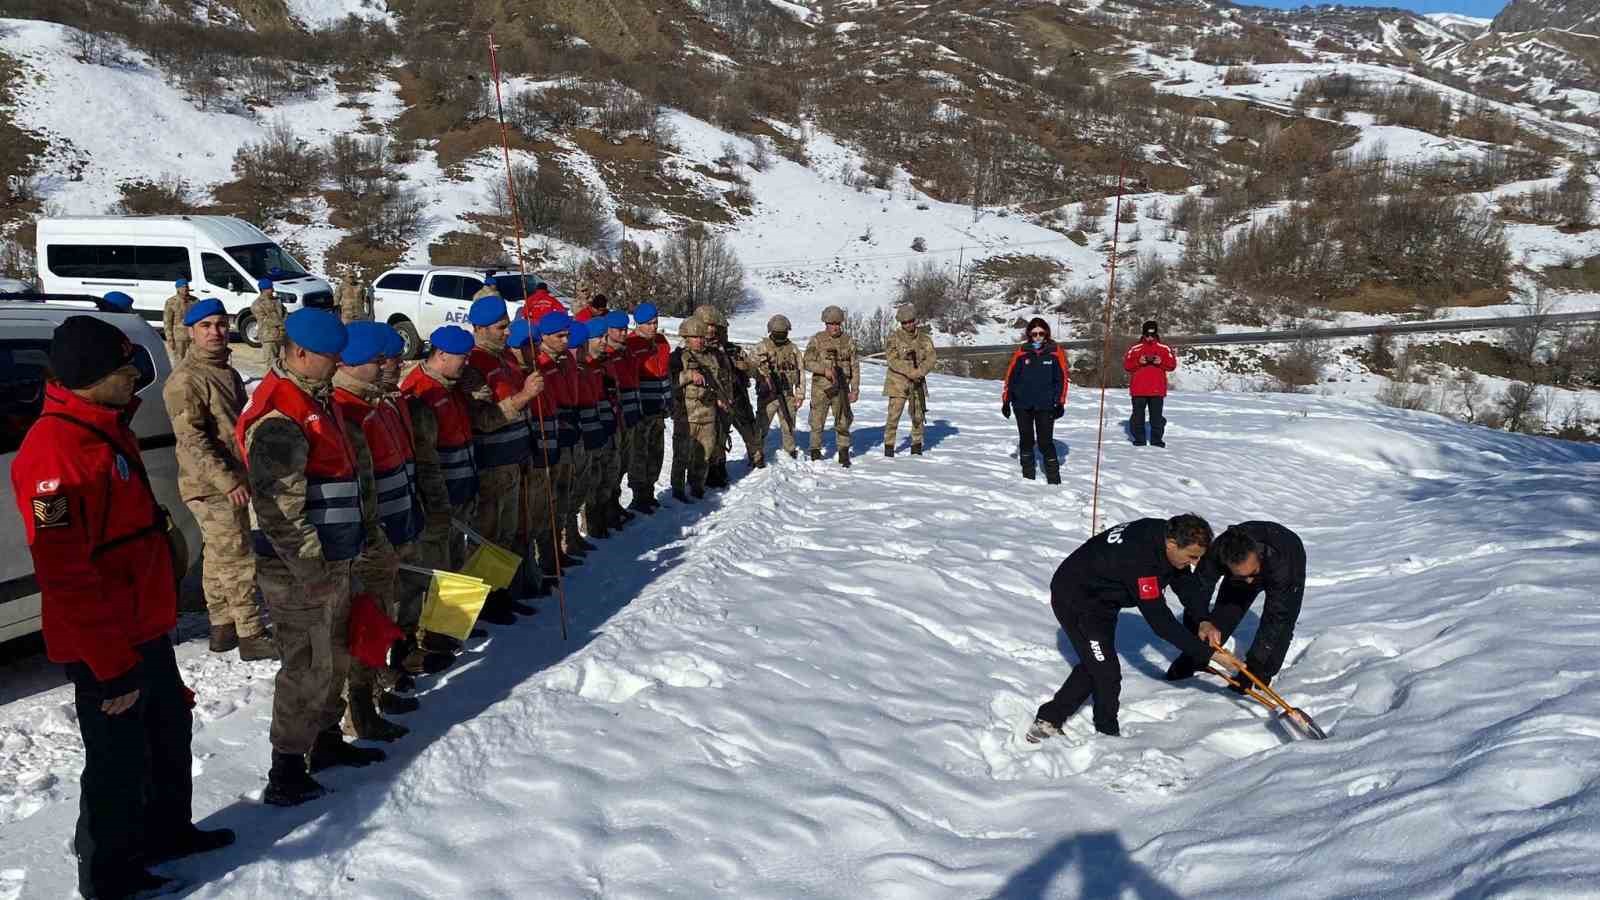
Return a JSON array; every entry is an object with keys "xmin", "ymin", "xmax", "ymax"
[{"xmin": 1001, "ymin": 317, "xmax": 1069, "ymax": 483}]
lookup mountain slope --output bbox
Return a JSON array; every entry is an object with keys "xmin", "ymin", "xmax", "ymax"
[
  {"xmin": 2, "ymin": 370, "xmax": 1599, "ymax": 897},
  {"xmin": 1493, "ymin": 0, "xmax": 1600, "ymax": 34}
]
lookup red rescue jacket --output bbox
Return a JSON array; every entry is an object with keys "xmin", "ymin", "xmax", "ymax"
[
  {"xmin": 1124, "ymin": 338, "xmax": 1177, "ymax": 398},
  {"xmin": 627, "ymin": 332, "xmax": 672, "ymax": 417},
  {"xmin": 522, "ymin": 289, "xmax": 567, "ymax": 324},
  {"xmin": 466, "ymin": 346, "xmax": 533, "ymax": 468},
  {"xmin": 399, "ymin": 365, "xmax": 479, "ymax": 507},
  {"xmin": 334, "ymin": 383, "xmax": 425, "ymax": 547},
  {"xmin": 10, "ymin": 385, "xmax": 177, "ymax": 687}
]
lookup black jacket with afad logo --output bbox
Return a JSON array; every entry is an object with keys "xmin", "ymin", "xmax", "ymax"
[
  {"xmin": 1051, "ymin": 518, "xmax": 1213, "ymax": 661},
  {"xmin": 1174, "ymin": 520, "xmax": 1306, "ymax": 679}
]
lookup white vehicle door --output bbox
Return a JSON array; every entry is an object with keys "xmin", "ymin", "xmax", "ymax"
[
  {"xmin": 198, "ymin": 250, "xmax": 257, "ymax": 316},
  {"xmin": 372, "ymin": 271, "xmax": 423, "ymax": 328},
  {"xmin": 423, "ymin": 273, "xmax": 479, "ymax": 332}
]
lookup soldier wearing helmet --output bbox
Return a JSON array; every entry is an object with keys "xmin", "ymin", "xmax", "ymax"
[
  {"xmin": 668, "ymin": 316, "xmax": 730, "ymax": 500},
  {"xmin": 694, "ymin": 304, "xmax": 763, "ymax": 480},
  {"xmin": 801, "ymin": 305, "xmax": 860, "ymax": 467},
  {"xmin": 751, "ymin": 314, "xmax": 805, "ymax": 459},
  {"xmin": 882, "ymin": 305, "xmax": 936, "ymax": 457}
]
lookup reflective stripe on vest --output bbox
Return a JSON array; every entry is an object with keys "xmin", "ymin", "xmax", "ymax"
[
  {"xmin": 237, "ymin": 370, "xmax": 364, "ymax": 562},
  {"xmin": 620, "ymin": 387, "xmax": 642, "ymax": 427},
  {"xmin": 638, "ymin": 377, "xmax": 671, "ymax": 416},
  {"xmin": 400, "ymin": 366, "xmax": 480, "ymax": 507},
  {"xmin": 334, "ymin": 385, "xmax": 424, "ymax": 547},
  {"xmin": 467, "ymin": 347, "xmax": 534, "ymax": 469}
]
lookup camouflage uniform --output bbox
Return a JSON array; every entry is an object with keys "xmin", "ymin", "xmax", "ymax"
[
  {"xmin": 470, "ymin": 282, "xmax": 500, "ymax": 302},
  {"xmin": 883, "ymin": 313, "xmax": 936, "ymax": 452},
  {"xmin": 802, "ymin": 310, "xmax": 861, "ymax": 455},
  {"xmin": 243, "ymin": 364, "xmax": 355, "ymax": 757},
  {"xmin": 694, "ymin": 306, "xmax": 762, "ymax": 471},
  {"xmin": 253, "ymin": 290, "xmax": 286, "ymax": 364},
  {"xmin": 162, "ymin": 344, "xmax": 264, "ymax": 637},
  {"xmin": 669, "ymin": 320, "xmax": 728, "ymax": 495},
  {"xmin": 161, "ymin": 291, "xmax": 197, "ymax": 361},
  {"xmin": 338, "ymin": 275, "xmax": 372, "ymax": 324},
  {"xmin": 751, "ymin": 318, "xmax": 806, "ymax": 456}
]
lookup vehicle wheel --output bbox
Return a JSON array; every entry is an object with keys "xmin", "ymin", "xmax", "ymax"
[
  {"xmin": 391, "ymin": 318, "xmax": 423, "ymax": 359},
  {"xmin": 238, "ymin": 312, "xmax": 260, "ymax": 348}
]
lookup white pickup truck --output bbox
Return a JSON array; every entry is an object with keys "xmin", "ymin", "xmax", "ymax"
[{"xmin": 370, "ymin": 266, "xmax": 546, "ymax": 357}]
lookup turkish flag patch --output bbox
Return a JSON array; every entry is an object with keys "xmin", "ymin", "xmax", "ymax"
[
  {"xmin": 1137, "ymin": 576, "xmax": 1161, "ymax": 601},
  {"xmin": 32, "ymin": 494, "xmax": 70, "ymax": 529}
]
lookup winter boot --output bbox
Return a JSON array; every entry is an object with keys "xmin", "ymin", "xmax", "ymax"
[
  {"xmin": 393, "ymin": 672, "xmax": 418, "ymax": 693},
  {"xmin": 144, "ymin": 824, "xmax": 236, "ymax": 865},
  {"xmin": 343, "ymin": 692, "xmax": 408, "ymax": 743},
  {"xmin": 611, "ymin": 502, "xmax": 634, "ymax": 524},
  {"xmin": 673, "ymin": 487, "xmax": 691, "ymax": 503},
  {"xmin": 308, "ymin": 726, "xmax": 387, "ymax": 772},
  {"xmin": 420, "ymin": 631, "xmax": 463, "ymax": 656},
  {"xmin": 378, "ymin": 690, "xmax": 420, "ymax": 715},
  {"xmin": 809, "ymin": 449, "xmax": 823, "ymax": 461},
  {"xmin": 691, "ymin": 484, "xmax": 707, "ymax": 499},
  {"xmin": 910, "ymin": 443, "xmax": 922, "ymax": 456},
  {"xmin": 884, "ymin": 444, "xmax": 894, "ymax": 458},
  {"xmin": 838, "ymin": 447, "xmax": 851, "ymax": 468},
  {"xmin": 787, "ymin": 449, "xmax": 798, "ymax": 460},
  {"xmin": 1044, "ymin": 459, "xmax": 1061, "ymax": 485},
  {"xmin": 629, "ymin": 493, "xmax": 656, "ymax": 515},
  {"xmin": 238, "ymin": 631, "xmax": 279, "ymax": 662},
  {"xmin": 707, "ymin": 462, "xmax": 730, "ymax": 489},
  {"xmin": 588, "ymin": 513, "xmax": 610, "ymax": 540},
  {"xmin": 1024, "ymin": 719, "xmax": 1061, "ymax": 744},
  {"xmin": 752, "ymin": 453, "xmax": 767, "ymax": 469},
  {"xmin": 208, "ymin": 623, "xmax": 238, "ymax": 654},
  {"xmin": 478, "ymin": 592, "xmax": 516, "ymax": 626},
  {"xmin": 1020, "ymin": 458, "xmax": 1036, "ymax": 481},
  {"xmin": 263, "ymin": 752, "xmax": 325, "ymax": 807},
  {"xmin": 1164, "ymin": 655, "xmax": 1200, "ymax": 681}
]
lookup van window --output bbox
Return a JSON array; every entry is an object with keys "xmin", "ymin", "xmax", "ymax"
[
  {"xmin": 226, "ymin": 244, "xmax": 308, "ymax": 280},
  {"xmin": 428, "ymin": 275, "xmax": 475, "ymax": 300},
  {"xmin": 376, "ymin": 273, "xmax": 424, "ymax": 292},
  {"xmin": 46, "ymin": 245, "xmax": 192, "ymax": 281},
  {"xmin": 202, "ymin": 253, "xmax": 250, "ymax": 293},
  {"xmin": 0, "ymin": 340, "xmax": 50, "ymax": 455}
]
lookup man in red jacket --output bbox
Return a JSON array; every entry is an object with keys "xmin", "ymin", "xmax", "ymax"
[
  {"xmin": 1123, "ymin": 319, "xmax": 1177, "ymax": 447},
  {"xmin": 10, "ymin": 316, "xmax": 233, "ymax": 899}
]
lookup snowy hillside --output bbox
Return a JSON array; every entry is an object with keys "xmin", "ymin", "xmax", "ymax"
[{"xmin": 3, "ymin": 370, "xmax": 1599, "ymax": 897}]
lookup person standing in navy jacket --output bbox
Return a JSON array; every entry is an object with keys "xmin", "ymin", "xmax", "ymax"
[
  {"xmin": 1001, "ymin": 318, "xmax": 1069, "ymax": 483},
  {"xmin": 1124, "ymin": 319, "xmax": 1177, "ymax": 447}
]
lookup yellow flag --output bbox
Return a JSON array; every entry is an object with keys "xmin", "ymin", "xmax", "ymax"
[
  {"xmin": 461, "ymin": 542, "xmax": 522, "ymax": 590},
  {"xmin": 419, "ymin": 571, "xmax": 493, "ymax": 641}
]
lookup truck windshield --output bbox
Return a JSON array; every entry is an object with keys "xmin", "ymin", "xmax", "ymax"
[
  {"xmin": 227, "ymin": 244, "xmax": 309, "ymax": 280},
  {"xmin": 492, "ymin": 273, "xmax": 541, "ymax": 302}
]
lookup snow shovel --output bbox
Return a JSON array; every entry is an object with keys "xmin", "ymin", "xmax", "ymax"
[{"xmin": 1207, "ymin": 665, "xmax": 1328, "ymax": 741}]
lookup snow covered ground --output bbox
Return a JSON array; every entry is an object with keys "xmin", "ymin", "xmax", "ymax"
[{"xmin": 3, "ymin": 366, "xmax": 1600, "ymax": 898}]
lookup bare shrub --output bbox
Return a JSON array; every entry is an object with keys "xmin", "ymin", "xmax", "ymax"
[
  {"xmin": 1223, "ymin": 66, "xmax": 1258, "ymax": 86},
  {"xmin": 844, "ymin": 307, "xmax": 893, "ymax": 355},
  {"xmin": 911, "ymin": 236, "xmax": 927, "ymax": 253},
  {"xmin": 1504, "ymin": 285, "xmax": 1556, "ymax": 368},
  {"xmin": 330, "ymin": 134, "xmax": 391, "ymax": 195},
  {"xmin": 662, "ymin": 224, "xmax": 746, "ymax": 317},
  {"xmin": 111, "ymin": 174, "xmax": 196, "ymax": 215},
  {"xmin": 1376, "ymin": 350, "xmax": 1431, "ymax": 409},
  {"xmin": 893, "ymin": 260, "xmax": 981, "ymax": 333},
  {"xmin": 233, "ymin": 120, "xmax": 326, "ymax": 197},
  {"xmin": 489, "ymin": 162, "xmax": 614, "ymax": 250},
  {"xmin": 346, "ymin": 180, "xmax": 429, "ymax": 247},
  {"xmin": 1497, "ymin": 381, "xmax": 1547, "ymax": 434}
]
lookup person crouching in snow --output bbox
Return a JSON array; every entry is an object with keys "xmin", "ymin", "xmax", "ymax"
[
  {"xmin": 1000, "ymin": 317, "xmax": 1068, "ymax": 483},
  {"xmin": 1028, "ymin": 514, "xmax": 1245, "ymax": 743}
]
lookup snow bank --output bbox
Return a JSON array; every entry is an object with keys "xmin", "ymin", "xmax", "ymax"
[{"xmin": 3, "ymin": 369, "xmax": 1599, "ymax": 897}]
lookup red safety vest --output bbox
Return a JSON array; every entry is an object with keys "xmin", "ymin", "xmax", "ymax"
[
  {"xmin": 334, "ymin": 383, "xmax": 424, "ymax": 547},
  {"xmin": 628, "ymin": 333, "xmax": 671, "ymax": 417},
  {"xmin": 400, "ymin": 365, "xmax": 479, "ymax": 507},
  {"xmin": 466, "ymin": 346, "xmax": 533, "ymax": 468},
  {"xmin": 236, "ymin": 370, "xmax": 364, "ymax": 561}
]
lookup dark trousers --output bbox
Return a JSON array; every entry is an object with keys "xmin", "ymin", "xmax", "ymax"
[
  {"xmin": 1036, "ymin": 592, "xmax": 1122, "ymax": 735},
  {"xmin": 1178, "ymin": 580, "xmax": 1260, "ymax": 669},
  {"xmin": 1131, "ymin": 396, "xmax": 1165, "ymax": 444},
  {"xmin": 1015, "ymin": 407, "xmax": 1057, "ymax": 473},
  {"xmin": 65, "ymin": 635, "xmax": 193, "ymax": 895}
]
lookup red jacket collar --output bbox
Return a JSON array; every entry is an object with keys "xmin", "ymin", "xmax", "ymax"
[{"xmin": 43, "ymin": 382, "xmax": 141, "ymax": 431}]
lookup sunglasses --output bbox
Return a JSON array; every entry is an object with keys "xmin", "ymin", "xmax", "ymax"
[{"xmin": 1028, "ymin": 330, "xmax": 1047, "ymax": 337}]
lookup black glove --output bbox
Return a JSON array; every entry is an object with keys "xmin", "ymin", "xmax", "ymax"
[
  {"xmin": 1052, "ymin": 404, "xmax": 1064, "ymax": 419},
  {"xmin": 1001, "ymin": 401, "xmax": 1011, "ymax": 419}
]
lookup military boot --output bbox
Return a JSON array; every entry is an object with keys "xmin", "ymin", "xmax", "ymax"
[
  {"xmin": 308, "ymin": 726, "xmax": 387, "ymax": 772},
  {"xmin": 586, "ymin": 509, "xmax": 610, "ymax": 540},
  {"xmin": 263, "ymin": 752, "xmax": 325, "ymax": 807},
  {"xmin": 883, "ymin": 445, "xmax": 894, "ymax": 458},
  {"xmin": 209, "ymin": 623, "xmax": 238, "ymax": 654},
  {"xmin": 1044, "ymin": 459, "xmax": 1061, "ymax": 485},
  {"xmin": 911, "ymin": 443, "xmax": 923, "ymax": 456},
  {"xmin": 343, "ymin": 692, "xmax": 409, "ymax": 743},
  {"xmin": 238, "ymin": 631, "xmax": 279, "ymax": 662},
  {"xmin": 787, "ymin": 449, "xmax": 799, "ymax": 460},
  {"xmin": 672, "ymin": 487, "xmax": 691, "ymax": 503},
  {"xmin": 809, "ymin": 449, "xmax": 823, "ymax": 461},
  {"xmin": 629, "ymin": 493, "xmax": 656, "ymax": 515},
  {"xmin": 838, "ymin": 446, "xmax": 851, "ymax": 468},
  {"xmin": 378, "ymin": 690, "xmax": 420, "ymax": 715}
]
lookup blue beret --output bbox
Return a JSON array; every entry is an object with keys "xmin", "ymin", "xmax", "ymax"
[
  {"xmin": 103, "ymin": 291, "xmax": 134, "ymax": 311},
  {"xmin": 380, "ymin": 326, "xmax": 404, "ymax": 358},
  {"xmin": 603, "ymin": 310, "xmax": 630, "ymax": 331},
  {"xmin": 633, "ymin": 302, "xmax": 658, "ymax": 324},
  {"xmin": 537, "ymin": 311, "xmax": 571, "ymax": 336},
  {"xmin": 507, "ymin": 317, "xmax": 531, "ymax": 348},
  {"xmin": 468, "ymin": 296, "xmax": 510, "ymax": 327},
  {"xmin": 341, "ymin": 322, "xmax": 388, "ymax": 366},
  {"xmin": 183, "ymin": 298, "xmax": 227, "ymax": 326},
  {"xmin": 284, "ymin": 308, "xmax": 347, "ymax": 355},
  {"xmin": 258, "ymin": 277, "xmax": 275, "ymax": 291},
  {"xmin": 429, "ymin": 325, "xmax": 473, "ymax": 354},
  {"xmin": 174, "ymin": 278, "xmax": 189, "ymax": 289},
  {"xmin": 568, "ymin": 320, "xmax": 589, "ymax": 346}
]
